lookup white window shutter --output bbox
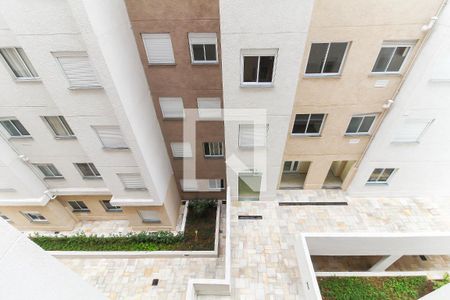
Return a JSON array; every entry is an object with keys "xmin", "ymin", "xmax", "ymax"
[
  {"xmin": 181, "ymin": 179, "xmax": 198, "ymax": 191},
  {"xmin": 142, "ymin": 33, "xmax": 175, "ymax": 64},
  {"xmin": 239, "ymin": 124, "xmax": 267, "ymax": 147},
  {"xmin": 118, "ymin": 173, "xmax": 146, "ymax": 189},
  {"xmin": 171, "ymin": 143, "xmax": 192, "ymax": 158},
  {"xmin": 392, "ymin": 119, "xmax": 433, "ymax": 143},
  {"xmin": 159, "ymin": 97, "xmax": 184, "ymax": 118},
  {"xmin": 57, "ymin": 55, "xmax": 101, "ymax": 88},
  {"xmin": 197, "ymin": 98, "xmax": 222, "ymax": 119},
  {"xmin": 93, "ymin": 126, "xmax": 128, "ymax": 149}
]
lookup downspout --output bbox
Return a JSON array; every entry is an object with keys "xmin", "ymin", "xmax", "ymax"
[{"xmin": 352, "ymin": 0, "xmax": 447, "ymax": 172}]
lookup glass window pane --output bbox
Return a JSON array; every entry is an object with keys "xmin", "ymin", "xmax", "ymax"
[
  {"xmin": 59, "ymin": 117, "xmax": 74, "ymax": 136},
  {"xmin": 258, "ymin": 56, "xmax": 274, "ymax": 82},
  {"xmin": 89, "ymin": 163, "xmax": 100, "ymax": 176},
  {"xmin": 45, "ymin": 117, "xmax": 67, "ymax": 136},
  {"xmin": 323, "ymin": 43, "xmax": 347, "ymax": 73},
  {"xmin": 38, "ymin": 165, "xmax": 52, "ymax": 177},
  {"xmin": 1, "ymin": 120, "xmax": 20, "ymax": 136},
  {"xmin": 306, "ymin": 43, "xmax": 328, "ymax": 74},
  {"xmin": 306, "ymin": 114, "xmax": 324, "ymax": 134},
  {"xmin": 204, "ymin": 44, "xmax": 216, "ymax": 61},
  {"xmin": 77, "ymin": 201, "xmax": 88, "ymax": 209},
  {"xmin": 372, "ymin": 47, "xmax": 395, "ymax": 72},
  {"xmin": 10, "ymin": 120, "xmax": 30, "ymax": 136},
  {"xmin": 77, "ymin": 163, "xmax": 93, "ymax": 176},
  {"xmin": 379, "ymin": 168, "xmax": 394, "ymax": 182},
  {"xmin": 17, "ymin": 48, "xmax": 38, "ymax": 77},
  {"xmin": 283, "ymin": 161, "xmax": 292, "ymax": 172},
  {"xmin": 359, "ymin": 116, "xmax": 376, "ymax": 133},
  {"xmin": 48, "ymin": 164, "xmax": 61, "ymax": 176},
  {"xmin": 386, "ymin": 47, "xmax": 409, "ymax": 72},
  {"xmin": 368, "ymin": 168, "xmax": 383, "ymax": 182},
  {"xmin": 243, "ymin": 56, "xmax": 258, "ymax": 82},
  {"xmin": 346, "ymin": 117, "xmax": 363, "ymax": 133},
  {"xmin": 192, "ymin": 44, "xmax": 204, "ymax": 61},
  {"xmin": 0, "ymin": 48, "xmax": 30, "ymax": 78},
  {"xmin": 292, "ymin": 114, "xmax": 309, "ymax": 134}
]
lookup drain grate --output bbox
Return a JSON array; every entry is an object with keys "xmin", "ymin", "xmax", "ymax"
[
  {"xmin": 238, "ymin": 215, "xmax": 262, "ymax": 220},
  {"xmin": 279, "ymin": 201, "xmax": 348, "ymax": 206},
  {"xmin": 152, "ymin": 279, "xmax": 159, "ymax": 286}
]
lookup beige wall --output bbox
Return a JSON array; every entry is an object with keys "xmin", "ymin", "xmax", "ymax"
[{"xmin": 281, "ymin": 0, "xmax": 443, "ymax": 189}]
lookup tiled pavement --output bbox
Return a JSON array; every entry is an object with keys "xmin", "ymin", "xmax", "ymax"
[{"xmin": 59, "ymin": 191, "xmax": 450, "ymax": 299}]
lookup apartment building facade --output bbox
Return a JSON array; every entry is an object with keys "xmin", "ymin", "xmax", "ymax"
[
  {"xmin": 124, "ymin": 0, "xmax": 227, "ymax": 200},
  {"xmin": 348, "ymin": 2, "xmax": 450, "ymax": 197},
  {"xmin": 278, "ymin": 0, "xmax": 444, "ymax": 192},
  {"xmin": 0, "ymin": 0, "xmax": 180, "ymax": 231}
]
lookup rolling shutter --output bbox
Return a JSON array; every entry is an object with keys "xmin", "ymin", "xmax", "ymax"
[
  {"xmin": 392, "ymin": 119, "xmax": 433, "ymax": 143},
  {"xmin": 197, "ymin": 97, "xmax": 222, "ymax": 119},
  {"xmin": 171, "ymin": 142, "xmax": 192, "ymax": 158},
  {"xmin": 180, "ymin": 179, "xmax": 199, "ymax": 191},
  {"xmin": 159, "ymin": 97, "xmax": 184, "ymax": 118},
  {"xmin": 56, "ymin": 55, "xmax": 101, "ymax": 88},
  {"xmin": 142, "ymin": 33, "xmax": 175, "ymax": 64},
  {"xmin": 93, "ymin": 126, "xmax": 128, "ymax": 149},
  {"xmin": 118, "ymin": 173, "xmax": 146, "ymax": 190},
  {"xmin": 239, "ymin": 124, "xmax": 267, "ymax": 148}
]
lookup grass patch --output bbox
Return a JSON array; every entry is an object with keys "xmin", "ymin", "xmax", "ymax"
[
  {"xmin": 31, "ymin": 202, "xmax": 217, "ymax": 251},
  {"xmin": 318, "ymin": 276, "xmax": 437, "ymax": 300}
]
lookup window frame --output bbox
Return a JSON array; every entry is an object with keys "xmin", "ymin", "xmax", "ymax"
[
  {"xmin": 366, "ymin": 168, "xmax": 397, "ymax": 185},
  {"xmin": 371, "ymin": 41, "xmax": 415, "ymax": 75},
  {"xmin": 203, "ymin": 142, "xmax": 224, "ymax": 158},
  {"xmin": 92, "ymin": 125, "xmax": 129, "ymax": 150},
  {"xmin": 391, "ymin": 118, "xmax": 434, "ymax": 144},
  {"xmin": 208, "ymin": 179, "xmax": 225, "ymax": 191},
  {"xmin": 67, "ymin": 200, "xmax": 90, "ymax": 213},
  {"xmin": 238, "ymin": 124, "xmax": 269, "ymax": 148},
  {"xmin": 141, "ymin": 33, "xmax": 176, "ymax": 65},
  {"xmin": 304, "ymin": 42, "xmax": 350, "ymax": 77},
  {"xmin": 159, "ymin": 97, "xmax": 185, "ymax": 119},
  {"xmin": 345, "ymin": 113, "xmax": 377, "ymax": 136},
  {"xmin": 21, "ymin": 211, "xmax": 48, "ymax": 223},
  {"xmin": 240, "ymin": 49, "xmax": 278, "ymax": 87},
  {"xmin": 53, "ymin": 51, "xmax": 102, "ymax": 90},
  {"xmin": 33, "ymin": 163, "xmax": 64, "ymax": 179},
  {"xmin": 188, "ymin": 33, "xmax": 218, "ymax": 64},
  {"xmin": 74, "ymin": 162, "xmax": 102, "ymax": 179},
  {"xmin": 117, "ymin": 173, "xmax": 147, "ymax": 191},
  {"xmin": 291, "ymin": 114, "xmax": 326, "ymax": 136},
  {"xmin": 197, "ymin": 97, "xmax": 222, "ymax": 120},
  {"xmin": 100, "ymin": 200, "xmax": 123, "ymax": 212},
  {"xmin": 0, "ymin": 118, "xmax": 31, "ymax": 138},
  {"xmin": 42, "ymin": 116, "xmax": 75, "ymax": 139},
  {"xmin": 171, "ymin": 142, "xmax": 193, "ymax": 158},
  {"xmin": 0, "ymin": 47, "xmax": 40, "ymax": 81}
]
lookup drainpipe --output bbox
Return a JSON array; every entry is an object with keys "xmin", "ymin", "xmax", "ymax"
[{"xmin": 351, "ymin": 0, "xmax": 448, "ymax": 173}]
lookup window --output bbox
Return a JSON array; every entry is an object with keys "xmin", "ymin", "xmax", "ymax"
[
  {"xmin": 346, "ymin": 114, "xmax": 376, "ymax": 135},
  {"xmin": 180, "ymin": 179, "xmax": 199, "ymax": 192},
  {"xmin": 392, "ymin": 119, "xmax": 434, "ymax": 143},
  {"xmin": 197, "ymin": 97, "xmax": 222, "ymax": 119},
  {"xmin": 305, "ymin": 42, "xmax": 348, "ymax": 75},
  {"xmin": 55, "ymin": 53, "xmax": 101, "ymax": 88},
  {"xmin": 22, "ymin": 212, "xmax": 47, "ymax": 223},
  {"xmin": 159, "ymin": 97, "xmax": 184, "ymax": 119},
  {"xmin": 367, "ymin": 168, "xmax": 396, "ymax": 184},
  {"xmin": 241, "ymin": 49, "xmax": 277, "ymax": 86},
  {"xmin": 42, "ymin": 116, "xmax": 75, "ymax": 138},
  {"xmin": 203, "ymin": 142, "xmax": 224, "ymax": 158},
  {"xmin": 283, "ymin": 161, "xmax": 299, "ymax": 173},
  {"xmin": 0, "ymin": 118, "xmax": 30, "ymax": 137},
  {"xmin": 188, "ymin": 33, "xmax": 218, "ymax": 64},
  {"xmin": 292, "ymin": 114, "xmax": 325, "ymax": 136},
  {"xmin": 139, "ymin": 210, "xmax": 161, "ymax": 223},
  {"xmin": 239, "ymin": 124, "xmax": 268, "ymax": 148},
  {"xmin": 0, "ymin": 47, "xmax": 39, "ymax": 80},
  {"xmin": 33, "ymin": 163, "xmax": 63, "ymax": 179},
  {"xmin": 0, "ymin": 213, "xmax": 11, "ymax": 222},
  {"xmin": 93, "ymin": 126, "xmax": 128, "ymax": 149},
  {"xmin": 100, "ymin": 200, "xmax": 122, "ymax": 212},
  {"xmin": 372, "ymin": 41, "xmax": 414, "ymax": 73},
  {"xmin": 74, "ymin": 163, "xmax": 101, "ymax": 179},
  {"xmin": 171, "ymin": 142, "xmax": 193, "ymax": 158},
  {"xmin": 117, "ymin": 173, "xmax": 147, "ymax": 190},
  {"xmin": 208, "ymin": 179, "xmax": 224, "ymax": 191},
  {"xmin": 67, "ymin": 201, "xmax": 90, "ymax": 213},
  {"xmin": 142, "ymin": 33, "xmax": 175, "ymax": 64}
]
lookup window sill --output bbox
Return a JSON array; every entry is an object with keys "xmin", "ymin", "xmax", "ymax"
[
  {"xmin": 365, "ymin": 182, "xmax": 388, "ymax": 186},
  {"xmin": 105, "ymin": 210, "xmax": 123, "ymax": 213},
  {"xmin": 30, "ymin": 221, "xmax": 49, "ymax": 224},
  {"xmin": 240, "ymin": 82, "xmax": 274, "ymax": 88},
  {"xmin": 368, "ymin": 72, "xmax": 402, "ymax": 77},
  {"xmin": 14, "ymin": 78, "xmax": 41, "ymax": 82},
  {"xmin": 72, "ymin": 210, "xmax": 91, "ymax": 213},
  {"xmin": 208, "ymin": 189, "xmax": 225, "ymax": 192},
  {"xmin": 142, "ymin": 220, "xmax": 162, "ymax": 224},
  {"xmin": 124, "ymin": 188, "xmax": 148, "ymax": 191},
  {"xmin": 191, "ymin": 61, "xmax": 219, "ymax": 65},
  {"xmin": 162, "ymin": 117, "xmax": 185, "ymax": 121},
  {"xmin": 54, "ymin": 136, "xmax": 77, "ymax": 140},
  {"xmin": 204, "ymin": 155, "xmax": 224, "ymax": 159},
  {"xmin": 68, "ymin": 85, "xmax": 103, "ymax": 90},
  {"xmin": 43, "ymin": 177, "xmax": 65, "ymax": 180},
  {"xmin": 291, "ymin": 134, "xmax": 322, "ymax": 137},
  {"xmin": 102, "ymin": 147, "xmax": 130, "ymax": 151},
  {"xmin": 8, "ymin": 136, "xmax": 33, "ymax": 140},
  {"xmin": 82, "ymin": 177, "xmax": 103, "ymax": 180},
  {"xmin": 173, "ymin": 156, "xmax": 193, "ymax": 160},
  {"xmin": 303, "ymin": 74, "xmax": 342, "ymax": 79},
  {"xmin": 344, "ymin": 133, "xmax": 370, "ymax": 137},
  {"xmin": 147, "ymin": 63, "xmax": 176, "ymax": 66}
]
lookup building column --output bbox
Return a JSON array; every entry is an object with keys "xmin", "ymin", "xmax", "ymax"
[
  {"xmin": 303, "ymin": 159, "xmax": 332, "ymax": 189},
  {"xmin": 369, "ymin": 255, "xmax": 402, "ymax": 272}
]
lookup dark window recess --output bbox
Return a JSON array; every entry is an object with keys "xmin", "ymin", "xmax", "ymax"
[
  {"xmin": 238, "ymin": 215, "xmax": 263, "ymax": 220},
  {"xmin": 419, "ymin": 255, "xmax": 428, "ymax": 261},
  {"xmin": 305, "ymin": 42, "xmax": 348, "ymax": 74},
  {"xmin": 152, "ymin": 279, "xmax": 159, "ymax": 286},
  {"xmin": 292, "ymin": 114, "xmax": 325, "ymax": 135},
  {"xmin": 243, "ymin": 56, "xmax": 274, "ymax": 83},
  {"xmin": 192, "ymin": 44, "xmax": 216, "ymax": 62}
]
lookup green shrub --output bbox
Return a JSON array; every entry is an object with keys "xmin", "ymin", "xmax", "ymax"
[
  {"xmin": 188, "ymin": 199, "xmax": 217, "ymax": 217},
  {"xmin": 433, "ymin": 273, "xmax": 450, "ymax": 290}
]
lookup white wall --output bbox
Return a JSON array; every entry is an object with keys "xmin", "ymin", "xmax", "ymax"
[
  {"xmin": 0, "ymin": 219, "xmax": 105, "ymax": 300},
  {"xmin": 220, "ymin": 0, "xmax": 315, "ymax": 200},
  {"xmin": 348, "ymin": 4, "xmax": 450, "ymax": 197}
]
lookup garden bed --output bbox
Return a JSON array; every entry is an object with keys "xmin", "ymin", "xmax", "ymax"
[
  {"xmin": 318, "ymin": 275, "xmax": 448, "ymax": 300},
  {"xmin": 31, "ymin": 201, "xmax": 218, "ymax": 252}
]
